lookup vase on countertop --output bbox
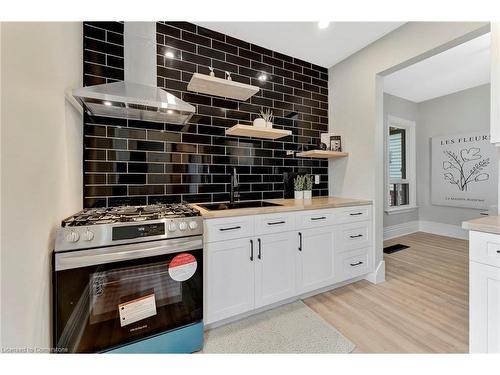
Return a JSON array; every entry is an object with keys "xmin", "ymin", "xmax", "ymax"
[
  {"xmin": 265, "ymin": 121, "xmax": 273, "ymax": 129},
  {"xmin": 294, "ymin": 190, "xmax": 304, "ymax": 200},
  {"xmin": 253, "ymin": 118, "xmax": 266, "ymax": 128},
  {"xmin": 303, "ymin": 190, "xmax": 312, "ymax": 200}
]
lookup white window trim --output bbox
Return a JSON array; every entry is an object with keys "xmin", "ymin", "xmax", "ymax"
[{"xmin": 384, "ymin": 115, "xmax": 417, "ymax": 214}]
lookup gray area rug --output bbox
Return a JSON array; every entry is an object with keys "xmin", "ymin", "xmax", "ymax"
[{"xmin": 202, "ymin": 300, "xmax": 355, "ymax": 353}]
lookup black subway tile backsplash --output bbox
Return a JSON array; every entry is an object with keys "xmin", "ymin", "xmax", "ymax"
[{"xmin": 82, "ymin": 21, "xmax": 329, "ymax": 207}]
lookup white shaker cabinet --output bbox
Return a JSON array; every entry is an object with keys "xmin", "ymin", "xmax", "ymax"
[
  {"xmin": 254, "ymin": 232, "xmax": 297, "ymax": 308},
  {"xmin": 469, "ymin": 230, "xmax": 500, "ymax": 353},
  {"xmin": 203, "ymin": 205, "xmax": 373, "ymax": 326},
  {"xmin": 470, "ymin": 261, "xmax": 500, "ymax": 353},
  {"xmin": 296, "ymin": 226, "xmax": 336, "ymax": 294},
  {"xmin": 205, "ymin": 237, "xmax": 255, "ymax": 324}
]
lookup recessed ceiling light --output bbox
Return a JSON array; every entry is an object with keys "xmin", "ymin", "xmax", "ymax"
[
  {"xmin": 165, "ymin": 51, "xmax": 175, "ymax": 59},
  {"xmin": 103, "ymin": 101, "xmax": 112, "ymax": 106},
  {"xmin": 258, "ymin": 73, "xmax": 267, "ymax": 81},
  {"xmin": 318, "ymin": 21, "xmax": 330, "ymax": 29}
]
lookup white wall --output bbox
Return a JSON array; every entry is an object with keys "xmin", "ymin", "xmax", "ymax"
[
  {"xmin": 417, "ymin": 84, "xmax": 492, "ymax": 226},
  {"xmin": 328, "ymin": 22, "xmax": 489, "ymax": 270},
  {"xmin": 1, "ymin": 22, "xmax": 82, "ymax": 350}
]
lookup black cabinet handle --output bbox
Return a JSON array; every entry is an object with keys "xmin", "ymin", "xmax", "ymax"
[
  {"xmin": 350, "ymin": 261, "xmax": 363, "ymax": 267},
  {"xmin": 267, "ymin": 221, "xmax": 286, "ymax": 226},
  {"xmin": 220, "ymin": 226, "xmax": 241, "ymax": 232},
  {"xmin": 349, "ymin": 234, "xmax": 363, "ymax": 239},
  {"xmin": 298, "ymin": 232, "xmax": 302, "ymax": 251},
  {"xmin": 349, "ymin": 212, "xmax": 363, "ymax": 216},
  {"xmin": 497, "ymin": 250, "xmax": 500, "ymax": 254},
  {"xmin": 258, "ymin": 238, "xmax": 262, "ymax": 259},
  {"xmin": 311, "ymin": 216, "xmax": 326, "ymax": 221},
  {"xmin": 250, "ymin": 239, "xmax": 254, "ymax": 261}
]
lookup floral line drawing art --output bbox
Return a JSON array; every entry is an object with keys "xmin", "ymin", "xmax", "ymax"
[{"xmin": 442, "ymin": 147, "xmax": 490, "ymax": 192}]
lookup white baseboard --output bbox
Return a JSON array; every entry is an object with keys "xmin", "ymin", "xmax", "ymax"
[
  {"xmin": 383, "ymin": 220, "xmax": 419, "ymax": 240},
  {"xmin": 383, "ymin": 220, "xmax": 468, "ymax": 240},
  {"xmin": 418, "ymin": 220, "xmax": 468, "ymax": 240}
]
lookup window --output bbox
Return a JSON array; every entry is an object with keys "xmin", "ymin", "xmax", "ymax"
[{"xmin": 386, "ymin": 116, "xmax": 416, "ymax": 214}]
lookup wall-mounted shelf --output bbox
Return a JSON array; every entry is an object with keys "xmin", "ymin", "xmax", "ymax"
[
  {"xmin": 225, "ymin": 124, "xmax": 292, "ymax": 140},
  {"xmin": 296, "ymin": 150, "xmax": 349, "ymax": 159},
  {"xmin": 187, "ymin": 73, "xmax": 260, "ymax": 101}
]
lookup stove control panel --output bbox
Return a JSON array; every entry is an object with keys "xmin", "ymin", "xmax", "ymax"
[{"xmin": 55, "ymin": 216, "xmax": 204, "ymax": 252}]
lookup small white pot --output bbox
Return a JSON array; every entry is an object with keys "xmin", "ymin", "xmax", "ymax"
[
  {"xmin": 265, "ymin": 121, "xmax": 273, "ymax": 129},
  {"xmin": 253, "ymin": 118, "xmax": 266, "ymax": 128},
  {"xmin": 303, "ymin": 190, "xmax": 312, "ymax": 200},
  {"xmin": 294, "ymin": 191, "xmax": 304, "ymax": 200}
]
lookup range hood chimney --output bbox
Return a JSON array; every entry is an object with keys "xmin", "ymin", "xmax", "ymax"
[{"xmin": 72, "ymin": 22, "xmax": 195, "ymax": 124}]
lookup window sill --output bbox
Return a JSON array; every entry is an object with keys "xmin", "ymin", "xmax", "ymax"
[{"xmin": 385, "ymin": 206, "xmax": 418, "ymax": 215}]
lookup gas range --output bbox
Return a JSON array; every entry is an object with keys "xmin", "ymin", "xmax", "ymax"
[{"xmin": 55, "ymin": 203, "xmax": 203, "ymax": 252}]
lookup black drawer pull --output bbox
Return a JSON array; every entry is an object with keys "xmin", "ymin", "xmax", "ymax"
[
  {"xmin": 298, "ymin": 232, "xmax": 302, "ymax": 251},
  {"xmin": 311, "ymin": 216, "xmax": 326, "ymax": 221},
  {"xmin": 350, "ymin": 261, "xmax": 363, "ymax": 267},
  {"xmin": 250, "ymin": 239, "xmax": 254, "ymax": 261},
  {"xmin": 349, "ymin": 234, "xmax": 363, "ymax": 239},
  {"xmin": 258, "ymin": 238, "xmax": 262, "ymax": 259},
  {"xmin": 267, "ymin": 221, "xmax": 286, "ymax": 226},
  {"xmin": 349, "ymin": 212, "xmax": 363, "ymax": 216},
  {"xmin": 219, "ymin": 226, "xmax": 241, "ymax": 232},
  {"xmin": 497, "ymin": 250, "xmax": 500, "ymax": 254}
]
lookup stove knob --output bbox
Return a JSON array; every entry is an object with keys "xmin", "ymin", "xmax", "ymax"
[
  {"xmin": 178, "ymin": 222, "xmax": 188, "ymax": 231},
  {"xmin": 66, "ymin": 231, "xmax": 80, "ymax": 243},
  {"xmin": 82, "ymin": 230, "xmax": 94, "ymax": 241},
  {"xmin": 168, "ymin": 222, "xmax": 177, "ymax": 232},
  {"xmin": 189, "ymin": 221, "xmax": 198, "ymax": 230}
]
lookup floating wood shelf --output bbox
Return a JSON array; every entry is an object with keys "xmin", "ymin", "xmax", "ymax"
[
  {"xmin": 296, "ymin": 150, "xmax": 349, "ymax": 159},
  {"xmin": 187, "ymin": 73, "xmax": 260, "ymax": 100},
  {"xmin": 225, "ymin": 124, "xmax": 292, "ymax": 140}
]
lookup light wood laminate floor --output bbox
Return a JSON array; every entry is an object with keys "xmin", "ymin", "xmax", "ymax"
[{"xmin": 303, "ymin": 232, "xmax": 469, "ymax": 353}]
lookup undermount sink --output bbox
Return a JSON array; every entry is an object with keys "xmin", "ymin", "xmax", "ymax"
[{"xmin": 198, "ymin": 201, "xmax": 283, "ymax": 211}]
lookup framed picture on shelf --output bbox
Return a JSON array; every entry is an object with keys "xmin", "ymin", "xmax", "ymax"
[{"xmin": 329, "ymin": 135, "xmax": 342, "ymax": 152}]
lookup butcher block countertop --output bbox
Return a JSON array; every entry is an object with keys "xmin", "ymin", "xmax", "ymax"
[
  {"xmin": 191, "ymin": 196, "xmax": 373, "ymax": 219},
  {"xmin": 462, "ymin": 216, "xmax": 500, "ymax": 235}
]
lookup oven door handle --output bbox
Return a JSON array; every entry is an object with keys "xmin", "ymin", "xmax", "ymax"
[{"xmin": 55, "ymin": 236, "xmax": 203, "ymax": 271}]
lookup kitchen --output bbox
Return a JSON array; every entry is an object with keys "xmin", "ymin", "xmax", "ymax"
[{"xmin": 1, "ymin": 1, "xmax": 500, "ymax": 373}]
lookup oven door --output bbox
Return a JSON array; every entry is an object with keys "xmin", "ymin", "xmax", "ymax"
[{"xmin": 53, "ymin": 236, "xmax": 203, "ymax": 353}]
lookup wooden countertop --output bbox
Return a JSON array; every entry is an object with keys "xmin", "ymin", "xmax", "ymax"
[
  {"xmin": 462, "ymin": 216, "xmax": 500, "ymax": 235},
  {"xmin": 191, "ymin": 196, "xmax": 372, "ymax": 219}
]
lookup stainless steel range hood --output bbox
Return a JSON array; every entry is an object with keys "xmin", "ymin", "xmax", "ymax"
[{"xmin": 73, "ymin": 22, "xmax": 195, "ymax": 124}]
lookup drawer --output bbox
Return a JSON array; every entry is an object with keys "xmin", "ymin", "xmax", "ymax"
[
  {"xmin": 336, "ymin": 248, "xmax": 370, "ymax": 281},
  {"xmin": 254, "ymin": 212, "xmax": 295, "ymax": 235},
  {"xmin": 470, "ymin": 230, "xmax": 500, "ymax": 267},
  {"xmin": 336, "ymin": 222, "xmax": 371, "ymax": 251},
  {"xmin": 335, "ymin": 205, "xmax": 372, "ymax": 224},
  {"xmin": 204, "ymin": 216, "xmax": 254, "ymax": 243},
  {"xmin": 296, "ymin": 209, "xmax": 335, "ymax": 229}
]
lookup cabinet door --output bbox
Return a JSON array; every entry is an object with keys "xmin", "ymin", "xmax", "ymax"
[
  {"xmin": 470, "ymin": 261, "xmax": 500, "ymax": 353},
  {"xmin": 205, "ymin": 238, "xmax": 255, "ymax": 324},
  {"xmin": 255, "ymin": 232, "xmax": 296, "ymax": 308},
  {"xmin": 297, "ymin": 226, "xmax": 336, "ymax": 294}
]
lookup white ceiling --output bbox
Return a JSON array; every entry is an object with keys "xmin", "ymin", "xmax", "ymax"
[
  {"xmin": 194, "ymin": 22, "xmax": 405, "ymax": 68},
  {"xmin": 384, "ymin": 33, "xmax": 491, "ymax": 103}
]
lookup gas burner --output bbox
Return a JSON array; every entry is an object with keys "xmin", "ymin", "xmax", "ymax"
[{"xmin": 62, "ymin": 203, "xmax": 201, "ymax": 227}]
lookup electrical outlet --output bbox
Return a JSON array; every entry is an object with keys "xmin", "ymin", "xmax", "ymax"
[
  {"xmin": 286, "ymin": 150, "xmax": 294, "ymax": 156},
  {"xmin": 314, "ymin": 175, "xmax": 320, "ymax": 184}
]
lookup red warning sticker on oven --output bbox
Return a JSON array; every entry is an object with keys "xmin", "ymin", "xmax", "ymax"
[{"xmin": 169, "ymin": 253, "xmax": 197, "ymax": 282}]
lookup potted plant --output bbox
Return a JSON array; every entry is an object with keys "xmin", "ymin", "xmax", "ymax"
[
  {"xmin": 294, "ymin": 175, "xmax": 304, "ymax": 200},
  {"xmin": 260, "ymin": 108, "xmax": 274, "ymax": 128},
  {"xmin": 304, "ymin": 175, "xmax": 313, "ymax": 200}
]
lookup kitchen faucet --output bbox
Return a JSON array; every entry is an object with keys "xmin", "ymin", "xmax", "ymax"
[{"xmin": 230, "ymin": 167, "xmax": 240, "ymax": 204}]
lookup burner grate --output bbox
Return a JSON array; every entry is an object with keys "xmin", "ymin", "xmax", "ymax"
[{"xmin": 62, "ymin": 203, "xmax": 200, "ymax": 227}]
